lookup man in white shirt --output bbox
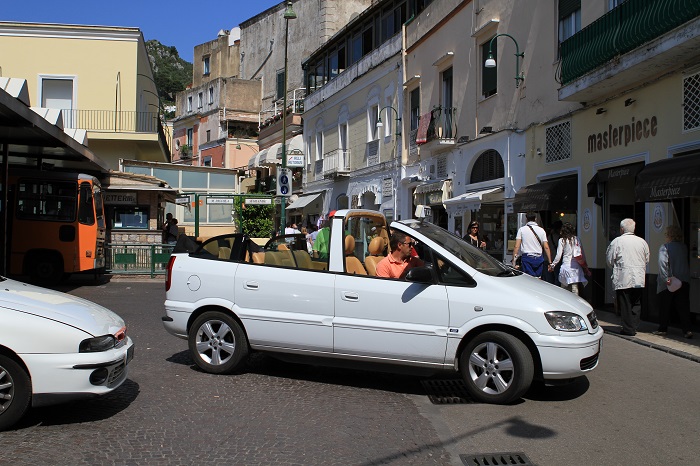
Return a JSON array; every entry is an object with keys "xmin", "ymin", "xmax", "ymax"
[
  {"xmin": 606, "ymin": 218, "xmax": 649, "ymax": 336},
  {"xmin": 512, "ymin": 212, "xmax": 552, "ymax": 278}
]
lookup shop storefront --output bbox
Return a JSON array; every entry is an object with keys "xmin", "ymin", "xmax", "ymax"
[
  {"xmin": 413, "ymin": 179, "xmax": 451, "ymax": 229},
  {"xmin": 635, "ymin": 152, "xmax": 700, "ymax": 315},
  {"xmin": 444, "ymin": 187, "xmax": 505, "ymax": 261}
]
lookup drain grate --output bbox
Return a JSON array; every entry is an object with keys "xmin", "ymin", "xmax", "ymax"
[
  {"xmin": 460, "ymin": 452, "xmax": 534, "ymax": 465},
  {"xmin": 421, "ymin": 379, "xmax": 475, "ymax": 404}
]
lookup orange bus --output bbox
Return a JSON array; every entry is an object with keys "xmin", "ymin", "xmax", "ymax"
[{"xmin": 8, "ymin": 170, "xmax": 106, "ymax": 283}]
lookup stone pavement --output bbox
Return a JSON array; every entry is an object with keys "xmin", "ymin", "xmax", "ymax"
[{"xmin": 595, "ymin": 308, "xmax": 700, "ymax": 363}]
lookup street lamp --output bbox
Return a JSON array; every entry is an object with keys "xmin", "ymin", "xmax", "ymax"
[
  {"xmin": 376, "ymin": 105, "xmax": 402, "ymax": 137},
  {"xmin": 484, "ymin": 33, "xmax": 524, "ymax": 88},
  {"xmin": 280, "ymin": 0, "xmax": 297, "ymax": 233}
]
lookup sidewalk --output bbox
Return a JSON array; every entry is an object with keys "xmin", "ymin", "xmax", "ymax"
[{"xmin": 596, "ymin": 308, "xmax": 700, "ymax": 363}]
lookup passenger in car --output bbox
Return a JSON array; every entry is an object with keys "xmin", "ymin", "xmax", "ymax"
[{"xmin": 375, "ymin": 231, "xmax": 424, "ymax": 279}]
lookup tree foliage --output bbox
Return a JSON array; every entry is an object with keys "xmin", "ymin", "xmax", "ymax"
[
  {"xmin": 146, "ymin": 40, "xmax": 193, "ymax": 108},
  {"xmin": 234, "ymin": 198, "xmax": 275, "ymax": 238}
]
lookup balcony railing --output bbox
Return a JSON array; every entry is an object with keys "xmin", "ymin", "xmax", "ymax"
[
  {"xmin": 426, "ymin": 106, "xmax": 458, "ymax": 143},
  {"xmin": 61, "ymin": 109, "xmax": 162, "ymax": 133},
  {"xmin": 322, "ymin": 149, "xmax": 351, "ymax": 177},
  {"xmin": 560, "ymin": 0, "xmax": 700, "ymax": 85}
]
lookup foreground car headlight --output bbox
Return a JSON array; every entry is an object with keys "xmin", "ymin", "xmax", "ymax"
[
  {"xmin": 545, "ymin": 311, "xmax": 589, "ymax": 332},
  {"xmin": 79, "ymin": 335, "xmax": 116, "ymax": 352}
]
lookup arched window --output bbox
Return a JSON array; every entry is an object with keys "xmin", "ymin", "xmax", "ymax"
[{"xmin": 470, "ymin": 150, "xmax": 504, "ymax": 184}]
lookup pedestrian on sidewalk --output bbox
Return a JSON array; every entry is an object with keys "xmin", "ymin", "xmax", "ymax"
[
  {"xmin": 512, "ymin": 212, "xmax": 552, "ymax": 279},
  {"xmin": 549, "ymin": 222, "xmax": 591, "ymax": 296},
  {"xmin": 606, "ymin": 218, "xmax": 649, "ymax": 336},
  {"xmin": 654, "ymin": 225, "xmax": 693, "ymax": 339}
]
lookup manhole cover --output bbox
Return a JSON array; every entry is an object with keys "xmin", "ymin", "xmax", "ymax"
[
  {"xmin": 460, "ymin": 452, "xmax": 534, "ymax": 465},
  {"xmin": 421, "ymin": 379, "xmax": 474, "ymax": 404}
]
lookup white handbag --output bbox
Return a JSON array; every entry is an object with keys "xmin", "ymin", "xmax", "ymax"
[{"xmin": 666, "ymin": 249, "xmax": 682, "ymax": 292}]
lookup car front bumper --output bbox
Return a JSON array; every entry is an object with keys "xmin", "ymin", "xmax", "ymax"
[
  {"xmin": 23, "ymin": 337, "xmax": 134, "ymax": 407},
  {"xmin": 533, "ymin": 327, "xmax": 604, "ymax": 379}
]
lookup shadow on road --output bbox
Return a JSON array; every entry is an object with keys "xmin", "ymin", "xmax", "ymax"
[
  {"xmin": 524, "ymin": 376, "xmax": 590, "ymax": 402},
  {"xmin": 10, "ymin": 379, "xmax": 140, "ymax": 430}
]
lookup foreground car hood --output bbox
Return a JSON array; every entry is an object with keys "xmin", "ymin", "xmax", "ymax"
[
  {"xmin": 505, "ymin": 272, "xmax": 593, "ymax": 313},
  {"xmin": 0, "ymin": 278, "xmax": 125, "ymax": 336}
]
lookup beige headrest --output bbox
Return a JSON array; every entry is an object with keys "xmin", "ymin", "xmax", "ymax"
[
  {"xmin": 368, "ymin": 236, "xmax": 385, "ymax": 255},
  {"xmin": 344, "ymin": 235, "xmax": 356, "ymax": 255}
]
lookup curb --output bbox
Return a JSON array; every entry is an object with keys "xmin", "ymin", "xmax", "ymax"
[{"xmin": 604, "ymin": 329, "xmax": 700, "ymax": 364}]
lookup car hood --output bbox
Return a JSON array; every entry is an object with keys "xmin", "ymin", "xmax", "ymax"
[
  {"xmin": 502, "ymin": 272, "xmax": 593, "ymax": 314},
  {"xmin": 0, "ymin": 278, "xmax": 125, "ymax": 336}
]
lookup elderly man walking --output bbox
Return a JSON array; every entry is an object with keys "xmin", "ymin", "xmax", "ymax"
[{"xmin": 606, "ymin": 218, "xmax": 650, "ymax": 336}]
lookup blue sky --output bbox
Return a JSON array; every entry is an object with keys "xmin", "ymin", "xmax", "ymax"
[{"xmin": 2, "ymin": 0, "xmax": 283, "ymax": 62}]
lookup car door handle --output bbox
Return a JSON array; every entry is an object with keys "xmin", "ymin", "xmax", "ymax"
[
  {"xmin": 244, "ymin": 281, "xmax": 259, "ymax": 290},
  {"xmin": 474, "ymin": 306, "xmax": 483, "ymax": 312},
  {"xmin": 341, "ymin": 291, "xmax": 359, "ymax": 302}
]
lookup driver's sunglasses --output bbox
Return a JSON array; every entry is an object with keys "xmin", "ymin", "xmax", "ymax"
[{"xmin": 403, "ymin": 240, "xmax": 415, "ymax": 247}]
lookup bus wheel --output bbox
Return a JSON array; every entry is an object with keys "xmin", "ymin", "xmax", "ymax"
[{"xmin": 31, "ymin": 257, "xmax": 64, "ymax": 284}]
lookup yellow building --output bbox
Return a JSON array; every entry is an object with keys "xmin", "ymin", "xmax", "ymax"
[{"xmin": 0, "ymin": 21, "xmax": 169, "ymax": 169}]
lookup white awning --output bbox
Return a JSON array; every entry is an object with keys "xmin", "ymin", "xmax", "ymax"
[
  {"xmin": 287, "ymin": 192, "xmax": 323, "ymax": 210},
  {"xmin": 444, "ymin": 186, "xmax": 504, "ymax": 213},
  {"xmin": 414, "ymin": 180, "xmax": 446, "ymax": 194},
  {"xmin": 248, "ymin": 150, "xmax": 265, "ymax": 169},
  {"xmin": 261, "ymin": 143, "xmax": 281, "ymax": 165}
]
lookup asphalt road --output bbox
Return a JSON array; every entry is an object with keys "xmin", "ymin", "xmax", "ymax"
[{"xmin": 1, "ymin": 277, "xmax": 699, "ymax": 465}]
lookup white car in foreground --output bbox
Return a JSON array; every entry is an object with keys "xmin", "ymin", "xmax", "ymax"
[
  {"xmin": 0, "ymin": 277, "xmax": 134, "ymax": 430},
  {"xmin": 163, "ymin": 209, "xmax": 602, "ymax": 404}
]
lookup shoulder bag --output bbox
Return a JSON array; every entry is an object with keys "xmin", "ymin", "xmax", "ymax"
[
  {"xmin": 666, "ymin": 244, "xmax": 682, "ymax": 292},
  {"xmin": 572, "ymin": 237, "xmax": 586, "ymax": 266}
]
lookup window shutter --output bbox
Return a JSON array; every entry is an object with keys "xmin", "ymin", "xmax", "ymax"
[{"xmin": 559, "ymin": 0, "xmax": 581, "ymax": 19}]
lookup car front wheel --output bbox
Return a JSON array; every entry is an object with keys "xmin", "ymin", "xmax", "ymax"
[
  {"xmin": 459, "ymin": 331, "xmax": 534, "ymax": 404},
  {"xmin": 188, "ymin": 311, "xmax": 249, "ymax": 374},
  {"xmin": 0, "ymin": 354, "xmax": 31, "ymax": 431}
]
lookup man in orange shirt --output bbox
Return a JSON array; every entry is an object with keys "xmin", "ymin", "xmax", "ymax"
[{"xmin": 376, "ymin": 231, "xmax": 424, "ymax": 279}]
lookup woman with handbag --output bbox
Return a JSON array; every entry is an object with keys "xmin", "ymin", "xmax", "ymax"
[
  {"xmin": 653, "ymin": 225, "xmax": 692, "ymax": 338},
  {"xmin": 548, "ymin": 222, "xmax": 591, "ymax": 295}
]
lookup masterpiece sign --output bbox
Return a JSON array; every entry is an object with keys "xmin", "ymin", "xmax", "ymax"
[{"xmin": 588, "ymin": 116, "xmax": 657, "ymax": 153}]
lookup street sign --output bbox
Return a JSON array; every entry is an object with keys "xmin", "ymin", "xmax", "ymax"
[
  {"xmin": 245, "ymin": 198, "xmax": 272, "ymax": 205},
  {"xmin": 277, "ymin": 167, "xmax": 292, "ymax": 197},
  {"xmin": 175, "ymin": 195, "xmax": 191, "ymax": 204},
  {"xmin": 206, "ymin": 198, "xmax": 234, "ymax": 204},
  {"xmin": 287, "ymin": 155, "xmax": 305, "ymax": 167}
]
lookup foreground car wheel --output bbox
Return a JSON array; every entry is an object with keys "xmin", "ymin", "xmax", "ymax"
[
  {"xmin": 188, "ymin": 312, "xmax": 249, "ymax": 374},
  {"xmin": 459, "ymin": 331, "xmax": 534, "ymax": 404},
  {"xmin": 0, "ymin": 355, "xmax": 31, "ymax": 431}
]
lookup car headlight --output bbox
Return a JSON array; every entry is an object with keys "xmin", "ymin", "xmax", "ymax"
[
  {"xmin": 79, "ymin": 335, "xmax": 116, "ymax": 352},
  {"xmin": 545, "ymin": 311, "xmax": 589, "ymax": 332}
]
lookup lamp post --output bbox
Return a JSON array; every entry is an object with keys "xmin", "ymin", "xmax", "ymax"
[
  {"xmin": 484, "ymin": 33, "xmax": 524, "ymax": 87},
  {"xmin": 376, "ymin": 105, "xmax": 402, "ymax": 137},
  {"xmin": 279, "ymin": 0, "xmax": 297, "ymax": 233}
]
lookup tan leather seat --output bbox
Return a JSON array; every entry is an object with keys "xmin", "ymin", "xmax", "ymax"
[
  {"xmin": 217, "ymin": 246, "xmax": 231, "ymax": 260},
  {"xmin": 344, "ymin": 236, "xmax": 367, "ymax": 275},
  {"xmin": 292, "ymin": 250, "xmax": 313, "ymax": 269},
  {"xmin": 364, "ymin": 236, "xmax": 386, "ymax": 276}
]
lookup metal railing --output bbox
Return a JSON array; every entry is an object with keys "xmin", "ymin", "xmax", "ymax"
[
  {"xmin": 259, "ymin": 87, "xmax": 306, "ymax": 127},
  {"xmin": 106, "ymin": 243, "xmax": 173, "ymax": 277},
  {"xmin": 426, "ymin": 106, "xmax": 458, "ymax": 143},
  {"xmin": 560, "ymin": 0, "xmax": 700, "ymax": 85},
  {"xmin": 61, "ymin": 109, "xmax": 162, "ymax": 133},
  {"xmin": 322, "ymin": 149, "xmax": 351, "ymax": 176}
]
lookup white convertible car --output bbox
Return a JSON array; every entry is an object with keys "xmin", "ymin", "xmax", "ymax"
[
  {"xmin": 0, "ymin": 278, "xmax": 134, "ymax": 430},
  {"xmin": 163, "ymin": 209, "xmax": 602, "ymax": 404}
]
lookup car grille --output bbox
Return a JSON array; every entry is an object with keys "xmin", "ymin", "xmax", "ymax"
[
  {"xmin": 587, "ymin": 311, "xmax": 599, "ymax": 329},
  {"xmin": 107, "ymin": 361, "xmax": 126, "ymax": 387},
  {"xmin": 580, "ymin": 352, "xmax": 599, "ymax": 371}
]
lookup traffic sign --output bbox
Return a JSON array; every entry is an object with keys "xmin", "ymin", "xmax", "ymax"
[{"xmin": 277, "ymin": 168, "xmax": 292, "ymax": 197}]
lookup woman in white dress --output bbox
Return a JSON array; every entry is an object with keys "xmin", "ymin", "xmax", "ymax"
[{"xmin": 548, "ymin": 222, "xmax": 591, "ymax": 295}]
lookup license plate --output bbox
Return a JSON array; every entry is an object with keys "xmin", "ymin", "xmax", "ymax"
[{"xmin": 125, "ymin": 345, "xmax": 135, "ymax": 365}]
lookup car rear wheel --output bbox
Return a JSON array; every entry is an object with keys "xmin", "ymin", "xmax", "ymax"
[
  {"xmin": 459, "ymin": 331, "xmax": 534, "ymax": 404},
  {"xmin": 0, "ymin": 355, "xmax": 31, "ymax": 431},
  {"xmin": 188, "ymin": 312, "xmax": 249, "ymax": 374}
]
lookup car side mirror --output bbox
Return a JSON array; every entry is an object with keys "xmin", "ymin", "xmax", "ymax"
[{"xmin": 405, "ymin": 266, "xmax": 433, "ymax": 284}]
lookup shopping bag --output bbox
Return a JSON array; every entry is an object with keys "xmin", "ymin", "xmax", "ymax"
[{"xmin": 667, "ymin": 276, "xmax": 682, "ymax": 293}]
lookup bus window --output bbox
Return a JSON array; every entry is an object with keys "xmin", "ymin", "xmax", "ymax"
[
  {"xmin": 78, "ymin": 182, "xmax": 95, "ymax": 225},
  {"xmin": 16, "ymin": 180, "xmax": 76, "ymax": 222},
  {"xmin": 94, "ymin": 185, "xmax": 105, "ymax": 228}
]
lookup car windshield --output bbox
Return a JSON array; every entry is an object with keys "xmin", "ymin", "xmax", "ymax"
[{"xmin": 400, "ymin": 220, "xmax": 513, "ymax": 277}]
